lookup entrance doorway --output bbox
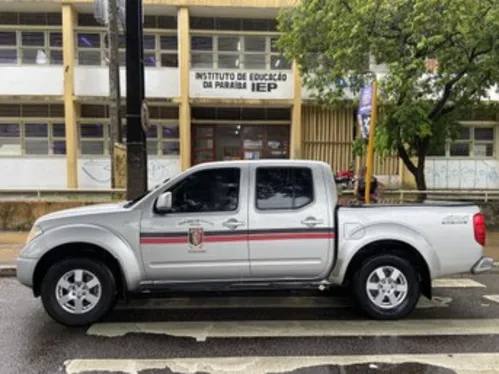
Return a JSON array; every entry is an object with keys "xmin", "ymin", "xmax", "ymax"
[
  {"xmin": 192, "ymin": 124, "xmax": 290, "ymax": 164},
  {"xmin": 191, "ymin": 106, "xmax": 291, "ymax": 165}
]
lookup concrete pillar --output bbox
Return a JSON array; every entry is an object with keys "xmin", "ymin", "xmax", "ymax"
[
  {"xmin": 290, "ymin": 60, "xmax": 302, "ymax": 159},
  {"xmin": 178, "ymin": 7, "xmax": 191, "ymax": 170},
  {"xmin": 62, "ymin": 3, "xmax": 78, "ymax": 188}
]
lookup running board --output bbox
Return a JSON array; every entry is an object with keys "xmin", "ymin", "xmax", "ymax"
[{"xmin": 136, "ymin": 280, "xmax": 333, "ymax": 295}]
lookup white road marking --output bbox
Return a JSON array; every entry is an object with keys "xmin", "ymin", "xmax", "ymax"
[
  {"xmin": 115, "ymin": 295, "xmax": 451, "ymax": 310},
  {"xmin": 87, "ymin": 318, "xmax": 499, "ymax": 342},
  {"xmin": 484, "ymin": 295, "xmax": 499, "ymax": 304},
  {"xmin": 64, "ymin": 353, "xmax": 499, "ymax": 374},
  {"xmin": 432, "ymin": 278, "xmax": 485, "ymax": 288}
]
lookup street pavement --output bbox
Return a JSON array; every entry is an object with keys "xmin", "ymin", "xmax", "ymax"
[{"xmin": 1, "ymin": 273, "xmax": 499, "ymax": 374}]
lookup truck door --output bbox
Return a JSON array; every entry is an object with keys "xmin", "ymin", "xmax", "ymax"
[
  {"xmin": 140, "ymin": 165, "xmax": 250, "ymax": 281},
  {"xmin": 248, "ymin": 164, "xmax": 333, "ymax": 279}
]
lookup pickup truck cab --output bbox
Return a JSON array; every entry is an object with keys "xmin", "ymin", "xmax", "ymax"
[{"xmin": 16, "ymin": 160, "xmax": 493, "ymax": 326}]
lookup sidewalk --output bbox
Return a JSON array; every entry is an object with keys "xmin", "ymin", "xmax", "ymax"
[{"xmin": 1, "ymin": 231, "xmax": 499, "ymax": 267}]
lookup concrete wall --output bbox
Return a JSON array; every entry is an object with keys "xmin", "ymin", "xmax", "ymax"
[
  {"xmin": 425, "ymin": 159, "xmax": 499, "ymax": 189},
  {"xmin": 74, "ymin": 67, "xmax": 179, "ymax": 98},
  {"xmin": 0, "ymin": 66, "xmax": 64, "ymax": 96},
  {"xmin": 0, "ymin": 157, "xmax": 181, "ymax": 189}
]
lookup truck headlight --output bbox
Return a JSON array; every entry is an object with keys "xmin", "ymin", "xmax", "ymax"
[{"xmin": 26, "ymin": 225, "xmax": 43, "ymax": 244}]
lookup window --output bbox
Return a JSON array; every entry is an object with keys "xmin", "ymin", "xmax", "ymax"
[
  {"xmin": 429, "ymin": 124, "xmax": 496, "ymax": 158},
  {"xmin": 0, "ymin": 30, "xmax": 64, "ymax": 65},
  {"xmin": 474, "ymin": 127, "xmax": 494, "ymax": 157},
  {"xmin": 76, "ymin": 16, "xmax": 178, "ymax": 67},
  {"xmin": 52, "ymin": 123, "xmax": 66, "ymax": 154},
  {"xmin": 24, "ymin": 122, "xmax": 49, "ymax": 154},
  {"xmin": 159, "ymin": 35, "xmax": 178, "ymax": 67},
  {"xmin": 190, "ymin": 17, "xmax": 277, "ymax": 32},
  {"xmin": 256, "ymin": 167, "xmax": 313, "ymax": 210},
  {"xmin": 77, "ymin": 32, "xmax": 101, "ymax": 65},
  {"xmin": 449, "ymin": 127, "xmax": 471, "ymax": 157},
  {"xmin": 0, "ymin": 31, "xmax": 17, "ymax": 64},
  {"xmin": 0, "ymin": 121, "xmax": 66, "ymax": 156},
  {"xmin": 166, "ymin": 168, "xmax": 240, "ymax": 213},
  {"xmin": 0, "ymin": 13, "xmax": 62, "ymax": 64},
  {"xmin": 79, "ymin": 104, "xmax": 179, "ymax": 156},
  {"xmin": 79, "ymin": 123, "xmax": 105, "ymax": 155},
  {"xmin": 190, "ymin": 35, "xmax": 291, "ymax": 70},
  {"xmin": 0, "ymin": 123, "xmax": 21, "ymax": 155},
  {"xmin": 144, "ymin": 123, "xmax": 180, "ymax": 156}
]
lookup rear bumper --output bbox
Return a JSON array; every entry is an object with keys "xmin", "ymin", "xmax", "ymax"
[{"xmin": 471, "ymin": 256, "xmax": 494, "ymax": 274}]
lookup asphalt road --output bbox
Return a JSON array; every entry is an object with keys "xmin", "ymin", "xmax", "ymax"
[{"xmin": 1, "ymin": 273, "xmax": 499, "ymax": 374}]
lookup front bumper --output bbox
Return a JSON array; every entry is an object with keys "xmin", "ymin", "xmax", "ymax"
[
  {"xmin": 16, "ymin": 256, "xmax": 37, "ymax": 288},
  {"xmin": 471, "ymin": 256, "xmax": 494, "ymax": 274}
]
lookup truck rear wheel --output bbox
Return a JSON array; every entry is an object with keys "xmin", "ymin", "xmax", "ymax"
[
  {"xmin": 351, "ymin": 254, "xmax": 420, "ymax": 320},
  {"xmin": 40, "ymin": 258, "xmax": 117, "ymax": 326}
]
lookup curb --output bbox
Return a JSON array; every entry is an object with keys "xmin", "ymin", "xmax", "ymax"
[{"xmin": 0, "ymin": 265, "xmax": 16, "ymax": 277}]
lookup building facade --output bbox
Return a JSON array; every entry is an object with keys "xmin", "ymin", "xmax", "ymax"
[{"xmin": 0, "ymin": 0, "xmax": 497, "ymax": 190}]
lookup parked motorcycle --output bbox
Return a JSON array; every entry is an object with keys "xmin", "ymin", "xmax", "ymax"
[{"xmin": 334, "ymin": 167, "xmax": 355, "ymax": 190}]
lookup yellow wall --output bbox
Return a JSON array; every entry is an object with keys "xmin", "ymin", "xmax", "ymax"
[{"xmin": 301, "ymin": 104, "xmax": 399, "ymax": 175}]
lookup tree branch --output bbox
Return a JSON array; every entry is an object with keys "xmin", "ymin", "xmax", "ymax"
[
  {"xmin": 339, "ymin": 0, "xmax": 352, "ymax": 13},
  {"xmin": 428, "ymin": 44, "xmax": 493, "ymax": 120},
  {"xmin": 429, "ymin": 69, "xmax": 467, "ymax": 119}
]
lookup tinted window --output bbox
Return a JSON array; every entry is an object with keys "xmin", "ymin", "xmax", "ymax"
[
  {"xmin": 256, "ymin": 167, "xmax": 313, "ymax": 210},
  {"xmin": 168, "ymin": 168, "xmax": 240, "ymax": 213}
]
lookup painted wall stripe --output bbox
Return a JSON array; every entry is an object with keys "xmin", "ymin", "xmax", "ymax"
[
  {"xmin": 86, "ymin": 318, "xmax": 499, "ymax": 341},
  {"xmin": 64, "ymin": 354, "xmax": 499, "ymax": 374},
  {"xmin": 114, "ymin": 295, "xmax": 452, "ymax": 310},
  {"xmin": 483, "ymin": 295, "xmax": 499, "ymax": 304}
]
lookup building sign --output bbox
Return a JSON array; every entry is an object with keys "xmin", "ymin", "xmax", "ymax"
[{"xmin": 190, "ymin": 70, "xmax": 293, "ymax": 99}]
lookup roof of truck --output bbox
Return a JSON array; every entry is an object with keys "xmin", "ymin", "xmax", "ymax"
[{"xmin": 191, "ymin": 159, "xmax": 331, "ymax": 168}]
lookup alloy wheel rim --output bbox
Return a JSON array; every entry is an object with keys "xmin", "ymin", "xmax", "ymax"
[
  {"xmin": 55, "ymin": 269, "xmax": 102, "ymax": 314},
  {"xmin": 365, "ymin": 266, "xmax": 408, "ymax": 309}
]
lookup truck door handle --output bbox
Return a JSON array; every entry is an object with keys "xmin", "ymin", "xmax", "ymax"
[
  {"xmin": 301, "ymin": 217, "xmax": 324, "ymax": 227},
  {"xmin": 223, "ymin": 218, "xmax": 245, "ymax": 229}
]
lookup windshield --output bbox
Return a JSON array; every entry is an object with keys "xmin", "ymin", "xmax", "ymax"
[{"xmin": 124, "ymin": 177, "xmax": 170, "ymax": 208}]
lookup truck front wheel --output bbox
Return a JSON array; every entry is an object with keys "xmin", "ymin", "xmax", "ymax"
[
  {"xmin": 40, "ymin": 258, "xmax": 117, "ymax": 326},
  {"xmin": 351, "ymin": 254, "xmax": 420, "ymax": 320}
]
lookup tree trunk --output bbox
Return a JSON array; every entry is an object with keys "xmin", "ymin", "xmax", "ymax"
[
  {"xmin": 107, "ymin": 0, "xmax": 122, "ymax": 189},
  {"xmin": 414, "ymin": 163, "xmax": 427, "ymax": 202},
  {"xmin": 397, "ymin": 142, "xmax": 428, "ymax": 202}
]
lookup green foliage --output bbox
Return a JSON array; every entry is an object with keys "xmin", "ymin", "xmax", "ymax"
[{"xmin": 277, "ymin": 0, "xmax": 499, "ymax": 188}]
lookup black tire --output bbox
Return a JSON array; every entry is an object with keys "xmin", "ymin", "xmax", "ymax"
[
  {"xmin": 40, "ymin": 258, "xmax": 117, "ymax": 327},
  {"xmin": 351, "ymin": 254, "xmax": 420, "ymax": 320}
]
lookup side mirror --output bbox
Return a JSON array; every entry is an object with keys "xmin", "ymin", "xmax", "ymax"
[{"xmin": 155, "ymin": 191, "xmax": 172, "ymax": 212}]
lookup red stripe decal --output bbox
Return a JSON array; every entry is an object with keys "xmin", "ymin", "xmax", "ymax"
[{"xmin": 140, "ymin": 232, "xmax": 334, "ymax": 245}]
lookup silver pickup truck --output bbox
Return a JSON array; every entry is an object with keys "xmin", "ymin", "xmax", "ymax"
[{"xmin": 16, "ymin": 160, "xmax": 493, "ymax": 326}]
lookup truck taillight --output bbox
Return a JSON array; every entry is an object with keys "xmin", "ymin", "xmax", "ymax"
[{"xmin": 473, "ymin": 213, "xmax": 486, "ymax": 246}]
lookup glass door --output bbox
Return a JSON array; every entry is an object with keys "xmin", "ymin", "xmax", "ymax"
[
  {"xmin": 242, "ymin": 126, "xmax": 265, "ymax": 160},
  {"xmin": 192, "ymin": 125, "xmax": 215, "ymax": 164},
  {"xmin": 265, "ymin": 126, "xmax": 289, "ymax": 158},
  {"xmin": 241, "ymin": 125, "xmax": 289, "ymax": 160}
]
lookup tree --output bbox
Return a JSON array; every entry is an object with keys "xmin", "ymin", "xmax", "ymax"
[{"xmin": 277, "ymin": 0, "xmax": 499, "ymax": 194}]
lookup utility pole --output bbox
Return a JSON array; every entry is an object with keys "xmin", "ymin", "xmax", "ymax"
[
  {"xmin": 106, "ymin": 0, "xmax": 122, "ymax": 188},
  {"xmin": 125, "ymin": 0, "xmax": 148, "ymax": 199}
]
